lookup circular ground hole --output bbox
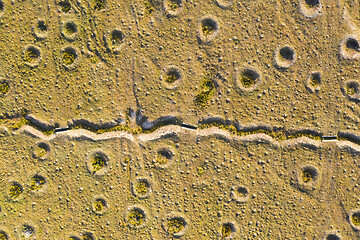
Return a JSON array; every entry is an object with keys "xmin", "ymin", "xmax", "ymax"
[
  {"xmin": 21, "ymin": 225, "xmax": 34, "ymax": 239},
  {"xmin": 110, "ymin": 29, "xmax": 124, "ymax": 45},
  {"xmin": 237, "ymin": 186, "xmax": 249, "ymax": 197},
  {"xmin": 326, "ymin": 233, "xmax": 341, "ymax": 240},
  {"xmin": 0, "ymin": 80, "xmax": 9, "ymax": 96},
  {"xmin": 345, "ymin": 81, "xmax": 359, "ymax": 96},
  {"xmin": 167, "ymin": 0, "xmax": 182, "ymax": 11},
  {"xmin": 30, "ymin": 175, "xmax": 46, "ymax": 191},
  {"xmin": 156, "ymin": 148, "xmax": 174, "ymax": 165},
  {"xmin": 280, "ymin": 46, "xmax": 295, "ymax": 61},
  {"xmin": 36, "ymin": 20, "xmax": 47, "ymax": 32},
  {"xmin": 165, "ymin": 68, "xmax": 181, "ymax": 84},
  {"xmin": 309, "ymin": 72, "xmax": 321, "ymax": 87},
  {"xmin": 91, "ymin": 152, "xmax": 108, "ymax": 173},
  {"xmin": 346, "ymin": 38, "xmax": 360, "ymax": 51},
  {"xmin": 133, "ymin": 178, "xmax": 151, "ymax": 198},
  {"xmin": 94, "ymin": 0, "xmax": 106, "ymax": 10},
  {"xmin": 93, "ymin": 198, "xmax": 107, "ymax": 214},
  {"xmin": 33, "ymin": 142, "xmax": 50, "ymax": 159},
  {"xmin": 127, "ymin": 207, "xmax": 146, "ymax": 228},
  {"xmin": 0, "ymin": 230, "xmax": 8, "ymax": 240},
  {"xmin": 301, "ymin": 165, "xmax": 319, "ymax": 183},
  {"xmin": 62, "ymin": 47, "xmax": 77, "ymax": 66},
  {"xmin": 351, "ymin": 211, "xmax": 360, "ymax": 226},
  {"xmin": 221, "ymin": 222, "xmax": 236, "ymax": 238},
  {"xmin": 59, "ymin": 0, "xmax": 71, "ymax": 12},
  {"xmin": 305, "ymin": 0, "xmax": 320, "ymax": 7},
  {"xmin": 65, "ymin": 22, "xmax": 77, "ymax": 34},
  {"xmin": 9, "ymin": 181, "xmax": 23, "ymax": 199},
  {"xmin": 240, "ymin": 69, "xmax": 260, "ymax": 88},
  {"xmin": 82, "ymin": 232, "xmax": 94, "ymax": 240},
  {"xmin": 24, "ymin": 46, "xmax": 41, "ymax": 64},
  {"xmin": 167, "ymin": 217, "xmax": 187, "ymax": 235},
  {"xmin": 69, "ymin": 236, "xmax": 80, "ymax": 240},
  {"xmin": 201, "ymin": 18, "xmax": 218, "ymax": 36}
]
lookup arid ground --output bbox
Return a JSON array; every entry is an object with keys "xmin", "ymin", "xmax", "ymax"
[{"xmin": 0, "ymin": 0, "xmax": 360, "ymax": 239}]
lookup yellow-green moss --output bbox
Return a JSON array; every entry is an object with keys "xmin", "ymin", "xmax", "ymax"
[
  {"xmin": 0, "ymin": 232, "xmax": 7, "ymax": 240},
  {"xmin": 346, "ymin": 84, "xmax": 356, "ymax": 96},
  {"xmin": 302, "ymin": 170, "xmax": 312, "ymax": 183},
  {"xmin": 94, "ymin": 0, "xmax": 105, "ymax": 10},
  {"xmin": 82, "ymin": 233, "xmax": 93, "ymax": 240},
  {"xmin": 128, "ymin": 209, "xmax": 145, "ymax": 227},
  {"xmin": 9, "ymin": 183, "xmax": 22, "ymax": 199},
  {"xmin": 110, "ymin": 31, "xmax": 123, "ymax": 45},
  {"xmin": 65, "ymin": 22, "xmax": 76, "ymax": 34},
  {"xmin": 30, "ymin": 175, "xmax": 45, "ymax": 191},
  {"xmin": 24, "ymin": 48, "xmax": 39, "ymax": 63},
  {"xmin": 202, "ymin": 23, "xmax": 215, "ymax": 35},
  {"xmin": 0, "ymin": 81, "xmax": 9, "ymax": 95},
  {"xmin": 168, "ymin": 0, "xmax": 180, "ymax": 10},
  {"xmin": 136, "ymin": 180, "xmax": 149, "ymax": 195},
  {"xmin": 165, "ymin": 71, "xmax": 179, "ymax": 83},
  {"xmin": 352, "ymin": 212, "xmax": 360, "ymax": 226},
  {"xmin": 63, "ymin": 51, "xmax": 75, "ymax": 65},
  {"xmin": 92, "ymin": 154, "xmax": 106, "ymax": 173},
  {"xmin": 11, "ymin": 117, "xmax": 29, "ymax": 130},
  {"xmin": 197, "ymin": 167, "xmax": 205, "ymax": 176},
  {"xmin": 240, "ymin": 73, "xmax": 256, "ymax": 87},
  {"xmin": 221, "ymin": 224, "xmax": 232, "ymax": 238},
  {"xmin": 194, "ymin": 78, "xmax": 215, "ymax": 107},
  {"xmin": 35, "ymin": 146, "xmax": 46, "ymax": 158},
  {"xmin": 59, "ymin": 0, "xmax": 71, "ymax": 12},
  {"xmin": 93, "ymin": 199, "xmax": 105, "ymax": 212},
  {"xmin": 144, "ymin": 0, "xmax": 155, "ymax": 15},
  {"xmin": 167, "ymin": 218, "xmax": 185, "ymax": 234}
]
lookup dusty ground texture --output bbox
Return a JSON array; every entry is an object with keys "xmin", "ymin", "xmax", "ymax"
[{"xmin": 1, "ymin": 0, "xmax": 360, "ymax": 239}]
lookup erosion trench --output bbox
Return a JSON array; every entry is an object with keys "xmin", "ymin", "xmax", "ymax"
[{"xmin": 1, "ymin": 0, "xmax": 360, "ymax": 239}]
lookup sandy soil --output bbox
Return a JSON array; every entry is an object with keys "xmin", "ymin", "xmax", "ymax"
[{"xmin": 0, "ymin": 0, "xmax": 360, "ymax": 239}]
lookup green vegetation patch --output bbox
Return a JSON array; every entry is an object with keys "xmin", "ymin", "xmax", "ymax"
[
  {"xmin": 144, "ymin": 0, "xmax": 156, "ymax": 15},
  {"xmin": 59, "ymin": 0, "xmax": 71, "ymax": 12},
  {"xmin": 9, "ymin": 182, "xmax": 22, "ymax": 199},
  {"xmin": 93, "ymin": 199, "xmax": 106, "ymax": 212},
  {"xmin": 309, "ymin": 72, "xmax": 321, "ymax": 87},
  {"xmin": 345, "ymin": 82, "xmax": 358, "ymax": 96},
  {"xmin": 37, "ymin": 20, "xmax": 47, "ymax": 32},
  {"xmin": 65, "ymin": 22, "xmax": 77, "ymax": 34},
  {"xmin": 221, "ymin": 223, "xmax": 233, "ymax": 238},
  {"xmin": 168, "ymin": 0, "xmax": 181, "ymax": 10},
  {"xmin": 240, "ymin": 70, "xmax": 258, "ymax": 88},
  {"xmin": 82, "ymin": 233, "xmax": 94, "ymax": 240},
  {"xmin": 128, "ymin": 208, "xmax": 145, "ymax": 227},
  {"xmin": 202, "ymin": 19, "xmax": 217, "ymax": 35},
  {"xmin": 0, "ymin": 81, "xmax": 9, "ymax": 95},
  {"xmin": 63, "ymin": 48, "xmax": 76, "ymax": 65},
  {"xmin": 24, "ymin": 46, "xmax": 40, "ymax": 63},
  {"xmin": 94, "ymin": 0, "xmax": 106, "ymax": 10},
  {"xmin": 30, "ymin": 175, "xmax": 45, "ymax": 191},
  {"xmin": 156, "ymin": 149, "xmax": 173, "ymax": 164},
  {"xmin": 301, "ymin": 166, "xmax": 318, "ymax": 183},
  {"xmin": 194, "ymin": 78, "xmax": 215, "ymax": 107},
  {"xmin": 165, "ymin": 69, "xmax": 180, "ymax": 83},
  {"xmin": 92, "ymin": 153, "xmax": 106, "ymax": 173},
  {"xmin": 0, "ymin": 231, "xmax": 7, "ymax": 240},
  {"xmin": 135, "ymin": 179, "xmax": 149, "ymax": 195},
  {"xmin": 352, "ymin": 212, "xmax": 360, "ymax": 226},
  {"xmin": 110, "ymin": 30, "xmax": 124, "ymax": 45},
  {"xmin": 167, "ymin": 218, "xmax": 185, "ymax": 234}
]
